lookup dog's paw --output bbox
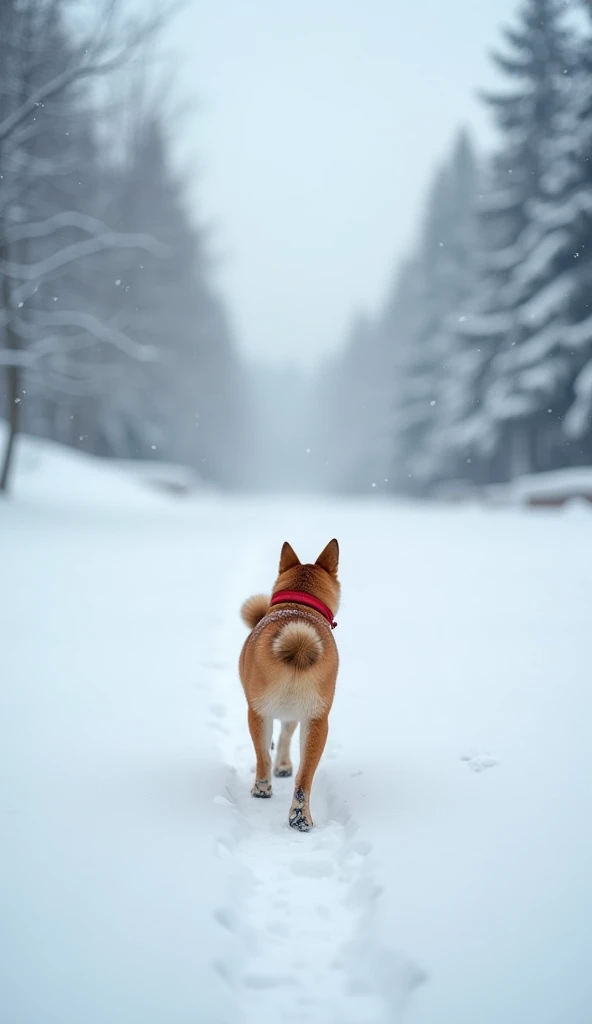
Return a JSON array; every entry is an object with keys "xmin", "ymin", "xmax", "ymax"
[
  {"xmin": 289, "ymin": 787, "xmax": 312, "ymax": 830},
  {"xmin": 274, "ymin": 765, "xmax": 292, "ymax": 778},
  {"xmin": 251, "ymin": 779, "xmax": 272, "ymax": 798},
  {"xmin": 289, "ymin": 806, "xmax": 313, "ymax": 831}
]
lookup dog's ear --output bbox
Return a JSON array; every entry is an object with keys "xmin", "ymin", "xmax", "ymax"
[
  {"xmin": 279, "ymin": 541, "xmax": 301, "ymax": 574},
  {"xmin": 315, "ymin": 539, "xmax": 339, "ymax": 576}
]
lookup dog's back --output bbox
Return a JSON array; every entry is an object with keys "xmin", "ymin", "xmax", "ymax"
[
  {"xmin": 238, "ymin": 540, "xmax": 340, "ymax": 830},
  {"xmin": 239, "ymin": 541, "xmax": 340, "ymax": 721},
  {"xmin": 241, "ymin": 604, "xmax": 337, "ymax": 721}
]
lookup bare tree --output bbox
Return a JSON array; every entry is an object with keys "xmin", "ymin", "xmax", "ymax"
[{"xmin": 0, "ymin": 0, "xmax": 174, "ymax": 494}]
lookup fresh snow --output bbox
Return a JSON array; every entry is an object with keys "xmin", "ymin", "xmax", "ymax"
[
  {"xmin": 1, "ymin": 436, "xmax": 592, "ymax": 1024},
  {"xmin": 517, "ymin": 271, "xmax": 574, "ymax": 331},
  {"xmin": 486, "ymin": 465, "xmax": 592, "ymax": 502},
  {"xmin": 510, "ymin": 228, "xmax": 570, "ymax": 296},
  {"xmin": 530, "ymin": 187, "xmax": 592, "ymax": 231}
]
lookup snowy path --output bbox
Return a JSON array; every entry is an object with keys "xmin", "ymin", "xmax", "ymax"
[
  {"xmin": 2, "ymin": 444, "xmax": 592, "ymax": 1024},
  {"xmin": 205, "ymin": 535, "xmax": 422, "ymax": 1023}
]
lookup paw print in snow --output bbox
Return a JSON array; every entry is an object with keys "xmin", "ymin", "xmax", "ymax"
[{"xmin": 460, "ymin": 750, "xmax": 499, "ymax": 773}]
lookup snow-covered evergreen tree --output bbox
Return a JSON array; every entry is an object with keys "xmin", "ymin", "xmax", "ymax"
[
  {"xmin": 379, "ymin": 131, "xmax": 480, "ymax": 492},
  {"xmin": 311, "ymin": 0, "xmax": 592, "ymax": 495},
  {"xmin": 309, "ymin": 312, "xmax": 384, "ymax": 493},
  {"xmin": 92, "ymin": 114, "xmax": 244, "ymax": 482},
  {"xmin": 315, "ymin": 131, "xmax": 480, "ymax": 497},
  {"xmin": 404, "ymin": 132, "xmax": 480, "ymax": 489},
  {"xmin": 552, "ymin": 0, "xmax": 592, "ymax": 458},
  {"xmin": 446, "ymin": 0, "xmax": 573, "ymax": 482}
]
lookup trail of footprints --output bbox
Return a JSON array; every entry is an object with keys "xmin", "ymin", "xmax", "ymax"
[
  {"xmin": 221, "ymin": 756, "xmax": 386, "ymax": 1021},
  {"xmin": 203, "ymin": 658, "xmax": 391, "ymax": 1022},
  {"xmin": 201, "ymin": 550, "xmax": 424, "ymax": 1023}
]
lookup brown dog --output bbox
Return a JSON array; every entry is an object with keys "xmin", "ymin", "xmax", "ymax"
[{"xmin": 239, "ymin": 539, "xmax": 340, "ymax": 831}]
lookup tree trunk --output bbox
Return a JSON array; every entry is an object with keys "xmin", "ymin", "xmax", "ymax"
[
  {"xmin": 0, "ymin": 363, "xmax": 20, "ymax": 494},
  {"xmin": 0, "ymin": 261, "xmax": 21, "ymax": 495}
]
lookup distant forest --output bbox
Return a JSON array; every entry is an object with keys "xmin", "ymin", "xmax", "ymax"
[
  {"xmin": 318, "ymin": 0, "xmax": 592, "ymax": 495},
  {"xmin": 2, "ymin": 0, "xmax": 592, "ymax": 497},
  {"xmin": 0, "ymin": 0, "xmax": 244, "ymax": 494}
]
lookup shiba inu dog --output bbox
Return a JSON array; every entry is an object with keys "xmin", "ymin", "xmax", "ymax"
[{"xmin": 239, "ymin": 539, "xmax": 340, "ymax": 831}]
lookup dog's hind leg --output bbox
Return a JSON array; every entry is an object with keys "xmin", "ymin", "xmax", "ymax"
[
  {"xmin": 248, "ymin": 708, "xmax": 273, "ymax": 797},
  {"xmin": 289, "ymin": 715, "xmax": 328, "ymax": 831},
  {"xmin": 274, "ymin": 720, "xmax": 298, "ymax": 777}
]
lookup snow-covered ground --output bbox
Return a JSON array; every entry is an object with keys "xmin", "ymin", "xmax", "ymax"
[{"xmin": 1, "ymin": 437, "xmax": 591, "ymax": 1024}]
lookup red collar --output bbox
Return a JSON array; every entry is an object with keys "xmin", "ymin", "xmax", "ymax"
[{"xmin": 270, "ymin": 590, "xmax": 337, "ymax": 629}]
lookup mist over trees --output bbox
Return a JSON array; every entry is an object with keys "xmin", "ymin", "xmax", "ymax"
[
  {"xmin": 0, "ymin": 0, "xmax": 244, "ymax": 494},
  {"xmin": 322, "ymin": 0, "xmax": 592, "ymax": 496},
  {"xmin": 5, "ymin": 0, "xmax": 592, "ymax": 500}
]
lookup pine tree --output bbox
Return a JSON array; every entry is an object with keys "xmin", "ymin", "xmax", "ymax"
[
  {"xmin": 549, "ymin": 1, "xmax": 592, "ymax": 458},
  {"xmin": 315, "ymin": 131, "xmax": 480, "ymax": 497},
  {"xmin": 446, "ymin": 0, "xmax": 572, "ymax": 482},
  {"xmin": 100, "ymin": 113, "xmax": 244, "ymax": 482},
  {"xmin": 310, "ymin": 313, "xmax": 383, "ymax": 493},
  {"xmin": 407, "ymin": 132, "xmax": 480, "ymax": 489},
  {"xmin": 383, "ymin": 131, "xmax": 479, "ymax": 493}
]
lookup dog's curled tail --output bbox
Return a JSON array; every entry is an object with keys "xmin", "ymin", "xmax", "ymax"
[
  {"xmin": 241, "ymin": 594, "xmax": 270, "ymax": 629},
  {"xmin": 272, "ymin": 621, "xmax": 323, "ymax": 670}
]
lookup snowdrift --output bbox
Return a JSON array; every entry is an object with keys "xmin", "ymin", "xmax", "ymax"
[
  {"xmin": 0, "ymin": 425, "xmax": 207, "ymax": 508},
  {"xmin": 436, "ymin": 467, "xmax": 592, "ymax": 508},
  {"xmin": 485, "ymin": 467, "xmax": 592, "ymax": 507}
]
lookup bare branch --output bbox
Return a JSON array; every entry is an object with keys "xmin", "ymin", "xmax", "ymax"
[
  {"xmin": 0, "ymin": 316, "xmax": 158, "ymax": 369},
  {"xmin": 0, "ymin": 349, "xmax": 35, "ymax": 369},
  {"xmin": 29, "ymin": 310, "xmax": 159, "ymax": 363},
  {"xmin": 31, "ymin": 364, "xmax": 121, "ymax": 397},
  {"xmin": 2, "ymin": 148, "xmax": 80, "ymax": 181},
  {"xmin": 0, "ymin": 2, "xmax": 182, "ymax": 145},
  {"xmin": 5, "ymin": 211, "xmax": 128, "ymax": 244},
  {"xmin": 3, "ymin": 231, "xmax": 167, "ymax": 305},
  {"xmin": 3, "ymin": 232, "xmax": 166, "ymax": 282}
]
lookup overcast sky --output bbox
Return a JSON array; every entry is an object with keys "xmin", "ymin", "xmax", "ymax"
[{"xmin": 163, "ymin": 0, "xmax": 519, "ymax": 368}]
